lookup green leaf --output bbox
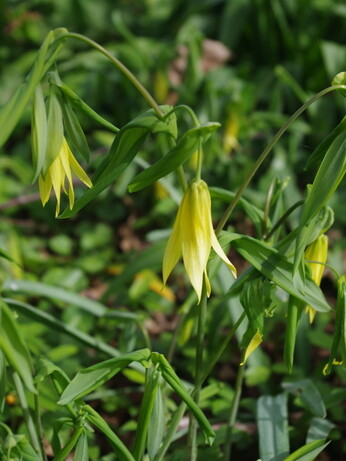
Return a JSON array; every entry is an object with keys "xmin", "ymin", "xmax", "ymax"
[
  {"xmin": 257, "ymin": 394, "xmax": 289, "ymax": 461},
  {"xmin": 3, "ymin": 278, "xmax": 107, "ymax": 317},
  {"xmin": 44, "ymin": 91, "xmax": 64, "ymax": 173},
  {"xmin": 60, "ymin": 96, "xmax": 91, "ymax": 162},
  {"xmin": 52, "ymin": 426, "xmax": 84, "ymax": 461},
  {"xmin": 128, "ymin": 122, "xmax": 220, "ymax": 192},
  {"xmin": 323, "ymin": 275, "xmax": 346, "ymax": 375},
  {"xmin": 0, "ymin": 351, "xmax": 6, "ymax": 412},
  {"xmin": 0, "ymin": 28, "xmax": 67, "ymax": 148},
  {"xmin": 283, "ymin": 439, "xmax": 330, "ymax": 461},
  {"xmin": 0, "ymin": 300, "xmax": 35, "ymax": 393},
  {"xmin": 152, "ymin": 352, "xmax": 215, "ymax": 445},
  {"xmin": 147, "ymin": 381, "xmax": 165, "ymax": 459},
  {"xmin": 306, "ymin": 417, "xmax": 334, "ymax": 443},
  {"xmin": 293, "ymin": 131, "xmax": 346, "ymax": 274},
  {"xmin": 58, "ymin": 349, "xmax": 151, "ymax": 404},
  {"xmin": 226, "ymin": 233, "xmax": 331, "ymax": 313},
  {"xmin": 133, "ymin": 368, "xmax": 160, "ymax": 460},
  {"xmin": 3, "ymin": 297, "xmax": 122, "ymax": 359},
  {"xmin": 57, "ymin": 81, "xmax": 119, "ymax": 133},
  {"xmin": 283, "ymin": 297, "xmax": 304, "ymax": 373},
  {"xmin": 74, "ymin": 432, "xmax": 89, "ymax": 461},
  {"xmin": 31, "ymin": 85, "xmax": 48, "ymax": 182},
  {"xmin": 59, "ymin": 106, "xmax": 176, "ymax": 217},
  {"xmin": 84, "ymin": 405, "xmax": 135, "ymax": 461},
  {"xmin": 282, "ymin": 379, "xmax": 326, "ymax": 417}
]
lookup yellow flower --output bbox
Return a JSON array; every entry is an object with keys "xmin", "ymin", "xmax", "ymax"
[
  {"xmin": 163, "ymin": 179, "xmax": 237, "ymax": 302},
  {"xmin": 39, "ymin": 137, "xmax": 92, "ymax": 217},
  {"xmin": 304, "ymin": 234, "xmax": 328, "ymax": 323}
]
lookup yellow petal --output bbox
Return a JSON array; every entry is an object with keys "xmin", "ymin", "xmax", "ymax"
[
  {"xmin": 162, "ymin": 215, "xmax": 182, "ymax": 285},
  {"xmin": 181, "ymin": 181, "xmax": 211, "ymax": 301},
  {"xmin": 60, "ymin": 139, "xmax": 75, "ymax": 209},
  {"xmin": 305, "ymin": 235, "xmax": 328, "ymax": 285},
  {"xmin": 240, "ymin": 330, "xmax": 263, "ymax": 366},
  {"xmin": 38, "ymin": 174, "xmax": 52, "ymax": 206},
  {"xmin": 68, "ymin": 149, "xmax": 93, "ymax": 189},
  {"xmin": 305, "ymin": 305, "xmax": 316, "ymax": 324},
  {"xmin": 49, "ymin": 156, "xmax": 63, "ymax": 217},
  {"xmin": 211, "ymin": 233, "xmax": 237, "ymax": 278}
]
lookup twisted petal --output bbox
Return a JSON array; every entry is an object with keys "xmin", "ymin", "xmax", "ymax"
[{"xmin": 162, "ymin": 208, "xmax": 183, "ymax": 285}]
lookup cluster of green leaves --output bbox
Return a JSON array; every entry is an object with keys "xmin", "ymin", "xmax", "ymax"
[{"xmin": 0, "ymin": 1, "xmax": 345, "ymax": 460}]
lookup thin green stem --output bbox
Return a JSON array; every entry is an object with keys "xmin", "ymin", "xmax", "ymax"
[
  {"xmin": 187, "ymin": 289, "xmax": 207, "ymax": 461},
  {"xmin": 215, "ymin": 84, "xmax": 346, "ymax": 235},
  {"xmin": 195, "ymin": 138, "xmax": 203, "ymax": 182},
  {"xmin": 193, "ymin": 311, "xmax": 246, "ymax": 394},
  {"xmin": 264, "ymin": 199, "xmax": 305, "ymax": 240},
  {"xmin": 63, "ymin": 32, "xmax": 163, "ymax": 118},
  {"xmin": 223, "ymin": 364, "xmax": 245, "ymax": 461},
  {"xmin": 12, "ymin": 372, "xmax": 43, "ymax": 458}
]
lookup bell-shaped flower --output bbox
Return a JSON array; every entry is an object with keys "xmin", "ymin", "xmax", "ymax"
[
  {"xmin": 163, "ymin": 179, "xmax": 237, "ymax": 302},
  {"xmin": 39, "ymin": 137, "xmax": 92, "ymax": 217},
  {"xmin": 304, "ymin": 234, "xmax": 328, "ymax": 323}
]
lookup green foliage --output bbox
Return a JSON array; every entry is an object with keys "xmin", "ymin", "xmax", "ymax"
[{"xmin": 0, "ymin": 1, "xmax": 345, "ymax": 460}]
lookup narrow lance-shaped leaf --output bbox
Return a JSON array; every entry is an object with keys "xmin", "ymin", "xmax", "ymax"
[
  {"xmin": 84, "ymin": 405, "xmax": 136, "ymax": 461},
  {"xmin": 0, "ymin": 300, "xmax": 36, "ymax": 393},
  {"xmin": 31, "ymin": 84, "xmax": 48, "ymax": 182},
  {"xmin": 293, "ymin": 131, "xmax": 346, "ymax": 275},
  {"xmin": 152, "ymin": 352, "xmax": 215, "ymax": 445},
  {"xmin": 284, "ymin": 297, "xmax": 304, "ymax": 373},
  {"xmin": 59, "ymin": 96, "xmax": 91, "ymax": 163},
  {"xmin": 282, "ymin": 379, "xmax": 326, "ymax": 418},
  {"xmin": 283, "ymin": 439, "xmax": 330, "ymax": 461},
  {"xmin": 323, "ymin": 275, "xmax": 346, "ymax": 375},
  {"xmin": 58, "ymin": 349, "xmax": 151, "ymax": 404},
  {"xmin": 44, "ymin": 91, "xmax": 64, "ymax": 173},
  {"xmin": 52, "ymin": 426, "xmax": 84, "ymax": 461},
  {"xmin": 128, "ymin": 122, "xmax": 220, "ymax": 192}
]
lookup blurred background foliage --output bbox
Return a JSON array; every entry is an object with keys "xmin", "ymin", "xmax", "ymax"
[{"xmin": 0, "ymin": 0, "xmax": 345, "ymax": 459}]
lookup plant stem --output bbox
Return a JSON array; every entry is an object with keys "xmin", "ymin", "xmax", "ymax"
[
  {"xmin": 223, "ymin": 364, "xmax": 245, "ymax": 461},
  {"xmin": 187, "ymin": 289, "xmax": 207, "ymax": 461},
  {"xmin": 64, "ymin": 33, "xmax": 164, "ymax": 118},
  {"xmin": 12, "ymin": 372, "xmax": 44, "ymax": 458},
  {"xmin": 215, "ymin": 84, "xmax": 346, "ymax": 235},
  {"xmin": 264, "ymin": 199, "xmax": 304, "ymax": 240}
]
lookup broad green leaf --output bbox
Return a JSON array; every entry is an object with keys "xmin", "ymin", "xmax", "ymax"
[
  {"xmin": 60, "ymin": 106, "xmax": 176, "ymax": 217},
  {"xmin": 60, "ymin": 96, "xmax": 91, "ymax": 162},
  {"xmin": 0, "ymin": 28, "xmax": 67, "ymax": 148},
  {"xmin": 210, "ymin": 187, "xmax": 265, "ymax": 236},
  {"xmin": 44, "ymin": 91, "xmax": 64, "ymax": 173},
  {"xmin": 306, "ymin": 417, "xmax": 334, "ymax": 443},
  {"xmin": 282, "ymin": 379, "xmax": 326, "ymax": 417},
  {"xmin": 152, "ymin": 352, "xmax": 215, "ymax": 445},
  {"xmin": 293, "ymin": 131, "xmax": 346, "ymax": 274},
  {"xmin": 53, "ymin": 426, "xmax": 84, "ymax": 461},
  {"xmin": 84, "ymin": 405, "xmax": 135, "ymax": 461},
  {"xmin": 74, "ymin": 432, "xmax": 89, "ymax": 461},
  {"xmin": 3, "ymin": 297, "xmax": 121, "ymax": 358},
  {"xmin": 147, "ymin": 382, "xmax": 165, "ymax": 459},
  {"xmin": 128, "ymin": 122, "xmax": 220, "ymax": 192},
  {"xmin": 133, "ymin": 368, "xmax": 160, "ymax": 460},
  {"xmin": 226, "ymin": 233, "xmax": 331, "ymax": 313},
  {"xmin": 35, "ymin": 356, "xmax": 70, "ymax": 394},
  {"xmin": 0, "ymin": 300, "xmax": 35, "ymax": 393},
  {"xmin": 257, "ymin": 394, "xmax": 289, "ymax": 461},
  {"xmin": 283, "ymin": 439, "xmax": 330, "ymax": 461},
  {"xmin": 58, "ymin": 349, "xmax": 151, "ymax": 404},
  {"xmin": 31, "ymin": 85, "xmax": 48, "ymax": 182}
]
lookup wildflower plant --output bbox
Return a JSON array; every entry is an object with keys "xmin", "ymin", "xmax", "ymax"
[{"xmin": 0, "ymin": 22, "xmax": 345, "ymax": 461}]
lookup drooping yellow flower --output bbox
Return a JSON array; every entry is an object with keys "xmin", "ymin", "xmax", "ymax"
[
  {"xmin": 163, "ymin": 179, "xmax": 237, "ymax": 302},
  {"xmin": 39, "ymin": 137, "xmax": 92, "ymax": 217},
  {"xmin": 304, "ymin": 234, "xmax": 328, "ymax": 323}
]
